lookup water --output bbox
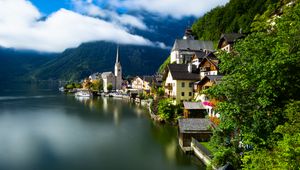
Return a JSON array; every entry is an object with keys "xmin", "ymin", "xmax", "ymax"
[{"xmin": 0, "ymin": 83, "xmax": 205, "ymax": 170}]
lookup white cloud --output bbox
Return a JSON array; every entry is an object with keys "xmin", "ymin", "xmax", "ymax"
[
  {"xmin": 72, "ymin": 0, "xmax": 147, "ymax": 30},
  {"xmin": 0, "ymin": 0, "xmax": 152, "ymax": 52},
  {"xmin": 109, "ymin": 0, "xmax": 229, "ymax": 18}
]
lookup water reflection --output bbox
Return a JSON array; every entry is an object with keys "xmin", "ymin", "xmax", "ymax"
[{"xmin": 0, "ymin": 86, "xmax": 204, "ymax": 170}]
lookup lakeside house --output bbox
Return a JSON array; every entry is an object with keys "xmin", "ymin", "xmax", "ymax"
[
  {"xmin": 165, "ymin": 64, "xmax": 200, "ymax": 104},
  {"xmin": 178, "ymin": 118, "xmax": 213, "ymax": 151}
]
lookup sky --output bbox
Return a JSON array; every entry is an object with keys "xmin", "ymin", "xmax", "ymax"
[{"xmin": 0, "ymin": 0, "xmax": 229, "ymax": 53}]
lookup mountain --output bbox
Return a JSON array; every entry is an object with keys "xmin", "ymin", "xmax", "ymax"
[
  {"xmin": 30, "ymin": 41, "xmax": 169, "ymax": 81},
  {"xmin": 0, "ymin": 48, "xmax": 55, "ymax": 81},
  {"xmin": 192, "ymin": 0, "xmax": 280, "ymax": 41}
]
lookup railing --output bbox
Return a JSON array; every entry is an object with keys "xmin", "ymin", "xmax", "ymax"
[{"xmin": 191, "ymin": 138, "xmax": 213, "ymax": 159}]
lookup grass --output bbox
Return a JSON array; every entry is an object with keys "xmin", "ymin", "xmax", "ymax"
[{"xmin": 200, "ymin": 142, "xmax": 215, "ymax": 153}]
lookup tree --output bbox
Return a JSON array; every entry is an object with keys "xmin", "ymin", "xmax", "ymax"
[
  {"xmin": 207, "ymin": 2, "xmax": 300, "ymax": 168},
  {"xmin": 91, "ymin": 79, "xmax": 103, "ymax": 91},
  {"xmin": 107, "ymin": 83, "xmax": 113, "ymax": 92}
]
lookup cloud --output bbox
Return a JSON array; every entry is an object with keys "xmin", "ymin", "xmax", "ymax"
[
  {"xmin": 109, "ymin": 0, "xmax": 229, "ymax": 19},
  {"xmin": 0, "ymin": 0, "xmax": 152, "ymax": 52},
  {"xmin": 71, "ymin": 0, "xmax": 147, "ymax": 30}
]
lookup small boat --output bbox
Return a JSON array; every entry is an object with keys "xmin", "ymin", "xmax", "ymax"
[
  {"xmin": 112, "ymin": 93, "xmax": 123, "ymax": 98},
  {"xmin": 59, "ymin": 87, "xmax": 65, "ymax": 92},
  {"xmin": 75, "ymin": 90, "xmax": 91, "ymax": 97}
]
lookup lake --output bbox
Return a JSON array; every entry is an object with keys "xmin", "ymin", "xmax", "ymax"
[{"xmin": 0, "ymin": 83, "xmax": 205, "ymax": 170}]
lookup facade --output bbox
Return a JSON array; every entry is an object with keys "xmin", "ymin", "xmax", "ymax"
[
  {"xmin": 199, "ymin": 53, "xmax": 219, "ymax": 79},
  {"xmin": 102, "ymin": 72, "xmax": 115, "ymax": 92},
  {"xmin": 131, "ymin": 76, "xmax": 144, "ymax": 91},
  {"xmin": 165, "ymin": 64, "xmax": 200, "ymax": 104},
  {"xmin": 170, "ymin": 29, "xmax": 214, "ymax": 64},
  {"xmin": 217, "ymin": 33, "xmax": 244, "ymax": 53}
]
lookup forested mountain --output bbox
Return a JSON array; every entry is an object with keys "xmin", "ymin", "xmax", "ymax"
[
  {"xmin": 30, "ymin": 41, "xmax": 169, "ymax": 81},
  {"xmin": 0, "ymin": 48, "xmax": 55, "ymax": 81},
  {"xmin": 192, "ymin": 0, "xmax": 280, "ymax": 41}
]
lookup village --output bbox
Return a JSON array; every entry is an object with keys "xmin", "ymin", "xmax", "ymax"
[{"xmin": 61, "ymin": 28, "xmax": 244, "ymax": 167}]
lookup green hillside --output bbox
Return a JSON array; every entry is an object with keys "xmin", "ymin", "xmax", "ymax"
[
  {"xmin": 192, "ymin": 0, "xmax": 280, "ymax": 41},
  {"xmin": 31, "ymin": 42, "xmax": 169, "ymax": 81}
]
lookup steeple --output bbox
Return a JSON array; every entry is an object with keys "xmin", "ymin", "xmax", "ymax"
[{"xmin": 115, "ymin": 45, "xmax": 120, "ymax": 64}]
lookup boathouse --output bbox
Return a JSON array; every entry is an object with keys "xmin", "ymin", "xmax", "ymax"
[
  {"xmin": 183, "ymin": 102, "xmax": 207, "ymax": 118},
  {"xmin": 178, "ymin": 118, "xmax": 213, "ymax": 151}
]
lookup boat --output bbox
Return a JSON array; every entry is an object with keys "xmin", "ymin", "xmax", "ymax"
[
  {"xmin": 75, "ymin": 90, "xmax": 91, "ymax": 97},
  {"xmin": 59, "ymin": 87, "xmax": 65, "ymax": 92},
  {"xmin": 112, "ymin": 93, "xmax": 123, "ymax": 98}
]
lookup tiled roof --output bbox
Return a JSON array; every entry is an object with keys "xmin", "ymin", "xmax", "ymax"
[
  {"xmin": 178, "ymin": 118, "xmax": 212, "ymax": 133},
  {"xmin": 196, "ymin": 75, "xmax": 224, "ymax": 85},
  {"xmin": 168, "ymin": 64, "xmax": 200, "ymax": 81},
  {"xmin": 183, "ymin": 102, "xmax": 206, "ymax": 110},
  {"xmin": 218, "ymin": 33, "xmax": 245, "ymax": 48},
  {"xmin": 172, "ymin": 39, "xmax": 214, "ymax": 51}
]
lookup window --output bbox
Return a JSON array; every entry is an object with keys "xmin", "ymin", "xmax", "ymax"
[
  {"xmin": 189, "ymin": 92, "xmax": 192, "ymax": 96},
  {"xmin": 181, "ymin": 82, "xmax": 185, "ymax": 87},
  {"xmin": 181, "ymin": 92, "xmax": 185, "ymax": 96},
  {"xmin": 189, "ymin": 82, "xmax": 193, "ymax": 87}
]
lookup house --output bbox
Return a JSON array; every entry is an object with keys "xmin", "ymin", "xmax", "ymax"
[
  {"xmin": 191, "ymin": 51, "xmax": 207, "ymax": 66},
  {"xmin": 217, "ymin": 33, "xmax": 244, "ymax": 53},
  {"xmin": 178, "ymin": 118, "xmax": 213, "ymax": 151},
  {"xmin": 165, "ymin": 64, "xmax": 200, "ymax": 104},
  {"xmin": 102, "ymin": 46, "xmax": 123, "ymax": 92},
  {"xmin": 142, "ymin": 76, "xmax": 154, "ymax": 93},
  {"xmin": 194, "ymin": 75, "xmax": 223, "ymax": 117},
  {"xmin": 170, "ymin": 29, "xmax": 214, "ymax": 64},
  {"xmin": 183, "ymin": 102, "xmax": 207, "ymax": 118},
  {"xmin": 131, "ymin": 76, "xmax": 144, "ymax": 91},
  {"xmin": 199, "ymin": 53, "xmax": 220, "ymax": 79}
]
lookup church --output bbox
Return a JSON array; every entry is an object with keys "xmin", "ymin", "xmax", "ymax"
[{"xmin": 102, "ymin": 46, "xmax": 122, "ymax": 92}]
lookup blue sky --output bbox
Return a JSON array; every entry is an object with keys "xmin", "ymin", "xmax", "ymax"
[{"xmin": 0, "ymin": 0, "xmax": 229, "ymax": 52}]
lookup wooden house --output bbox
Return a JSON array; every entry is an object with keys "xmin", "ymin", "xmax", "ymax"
[
  {"xmin": 178, "ymin": 118, "xmax": 213, "ymax": 151},
  {"xmin": 194, "ymin": 75, "xmax": 223, "ymax": 92},
  {"xmin": 218, "ymin": 33, "xmax": 244, "ymax": 53},
  {"xmin": 199, "ymin": 53, "xmax": 219, "ymax": 79},
  {"xmin": 183, "ymin": 102, "xmax": 207, "ymax": 118}
]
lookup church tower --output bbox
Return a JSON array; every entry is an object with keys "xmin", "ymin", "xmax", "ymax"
[{"xmin": 114, "ymin": 46, "xmax": 122, "ymax": 90}]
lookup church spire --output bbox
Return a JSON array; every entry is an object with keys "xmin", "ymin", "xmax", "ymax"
[{"xmin": 116, "ymin": 45, "xmax": 120, "ymax": 64}]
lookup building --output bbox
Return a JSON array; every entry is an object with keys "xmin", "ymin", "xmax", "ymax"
[
  {"xmin": 217, "ymin": 33, "xmax": 244, "ymax": 53},
  {"xmin": 102, "ymin": 47, "xmax": 123, "ymax": 92},
  {"xmin": 178, "ymin": 118, "xmax": 213, "ymax": 151},
  {"xmin": 89, "ymin": 72, "xmax": 101, "ymax": 83},
  {"xmin": 170, "ymin": 39, "xmax": 214, "ymax": 64},
  {"xmin": 199, "ymin": 53, "xmax": 220, "ymax": 79},
  {"xmin": 183, "ymin": 102, "xmax": 207, "ymax": 118},
  {"xmin": 131, "ymin": 76, "xmax": 143, "ymax": 91},
  {"xmin": 165, "ymin": 64, "xmax": 200, "ymax": 104}
]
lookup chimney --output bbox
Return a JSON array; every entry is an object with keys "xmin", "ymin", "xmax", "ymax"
[{"xmin": 188, "ymin": 63, "xmax": 192, "ymax": 73}]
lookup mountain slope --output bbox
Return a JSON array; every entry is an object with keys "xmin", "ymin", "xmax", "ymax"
[
  {"xmin": 192, "ymin": 0, "xmax": 280, "ymax": 41},
  {"xmin": 31, "ymin": 41, "xmax": 169, "ymax": 81},
  {"xmin": 0, "ymin": 48, "xmax": 55, "ymax": 81}
]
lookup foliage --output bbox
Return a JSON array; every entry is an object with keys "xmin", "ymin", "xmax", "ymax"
[
  {"xmin": 157, "ymin": 87, "xmax": 165, "ymax": 97},
  {"xmin": 157, "ymin": 99, "xmax": 182, "ymax": 121},
  {"xmin": 158, "ymin": 56, "xmax": 170, "ymax": 74},
  {"xmin": 107, "ymin": 83, "xmax": 113, "ymax": 92},
  {"xmin": 91, "ymin": 79, "xmax": 103, "ymax": 91},
  {"xmin": 192, "ymin": 0, "xmax": 280, "ymax": 41},
  {"xmin": 65, "ymin": 82, "xmax": 81, "ymax": 89},
  {"xmin": 206, "ymin": 1, "xmax": 300, "ymax": 168}
]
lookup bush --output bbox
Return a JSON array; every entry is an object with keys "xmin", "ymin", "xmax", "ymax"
[{"xmin": 157, "ymin": 99, "xmax": 182, "ymax": 121}]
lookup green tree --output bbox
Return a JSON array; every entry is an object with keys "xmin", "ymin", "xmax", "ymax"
[
  {"xmin": 207, "ymin": 2, "xmax": 300, "ymax": 168},
  {"xmin": 107, "ymin": 83, "xmax": 113, "ymax": 92}
]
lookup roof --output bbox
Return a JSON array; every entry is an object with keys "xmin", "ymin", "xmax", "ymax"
[
  {"xmin": 178, "ymin": 118, "xmax": 212, "ymax": 133},
  {"xmin": 196, "ymin": 75, "xmax": 223, "ymax": 85},
  {"xmin": 172, "ymin": 39, "xmax": 214, "ymax": 52},
  {"xmin": 101, "ymin": 72, "xmax": 114, "ymax": 78},
  {"xmin": 193, "ymin": 51, "xmax": 207, "ymax": 59},
  {"xmin": 218, "ymin": 33, "xmax": 245, "ymax": 48},
  {"xmin": 183, "ymin": 102, "xmax": 206, "ymax": 110},
  {"xmin": 143, "ymin": 76, "xmax": 154, "ymax": 83},
  {"xmin": 199, "ymin": 53, "xmax": 219, "ymax": 69},
  {"xmin": 168, "ymin": 64, "xmax": 200, "ymax": 81}
]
